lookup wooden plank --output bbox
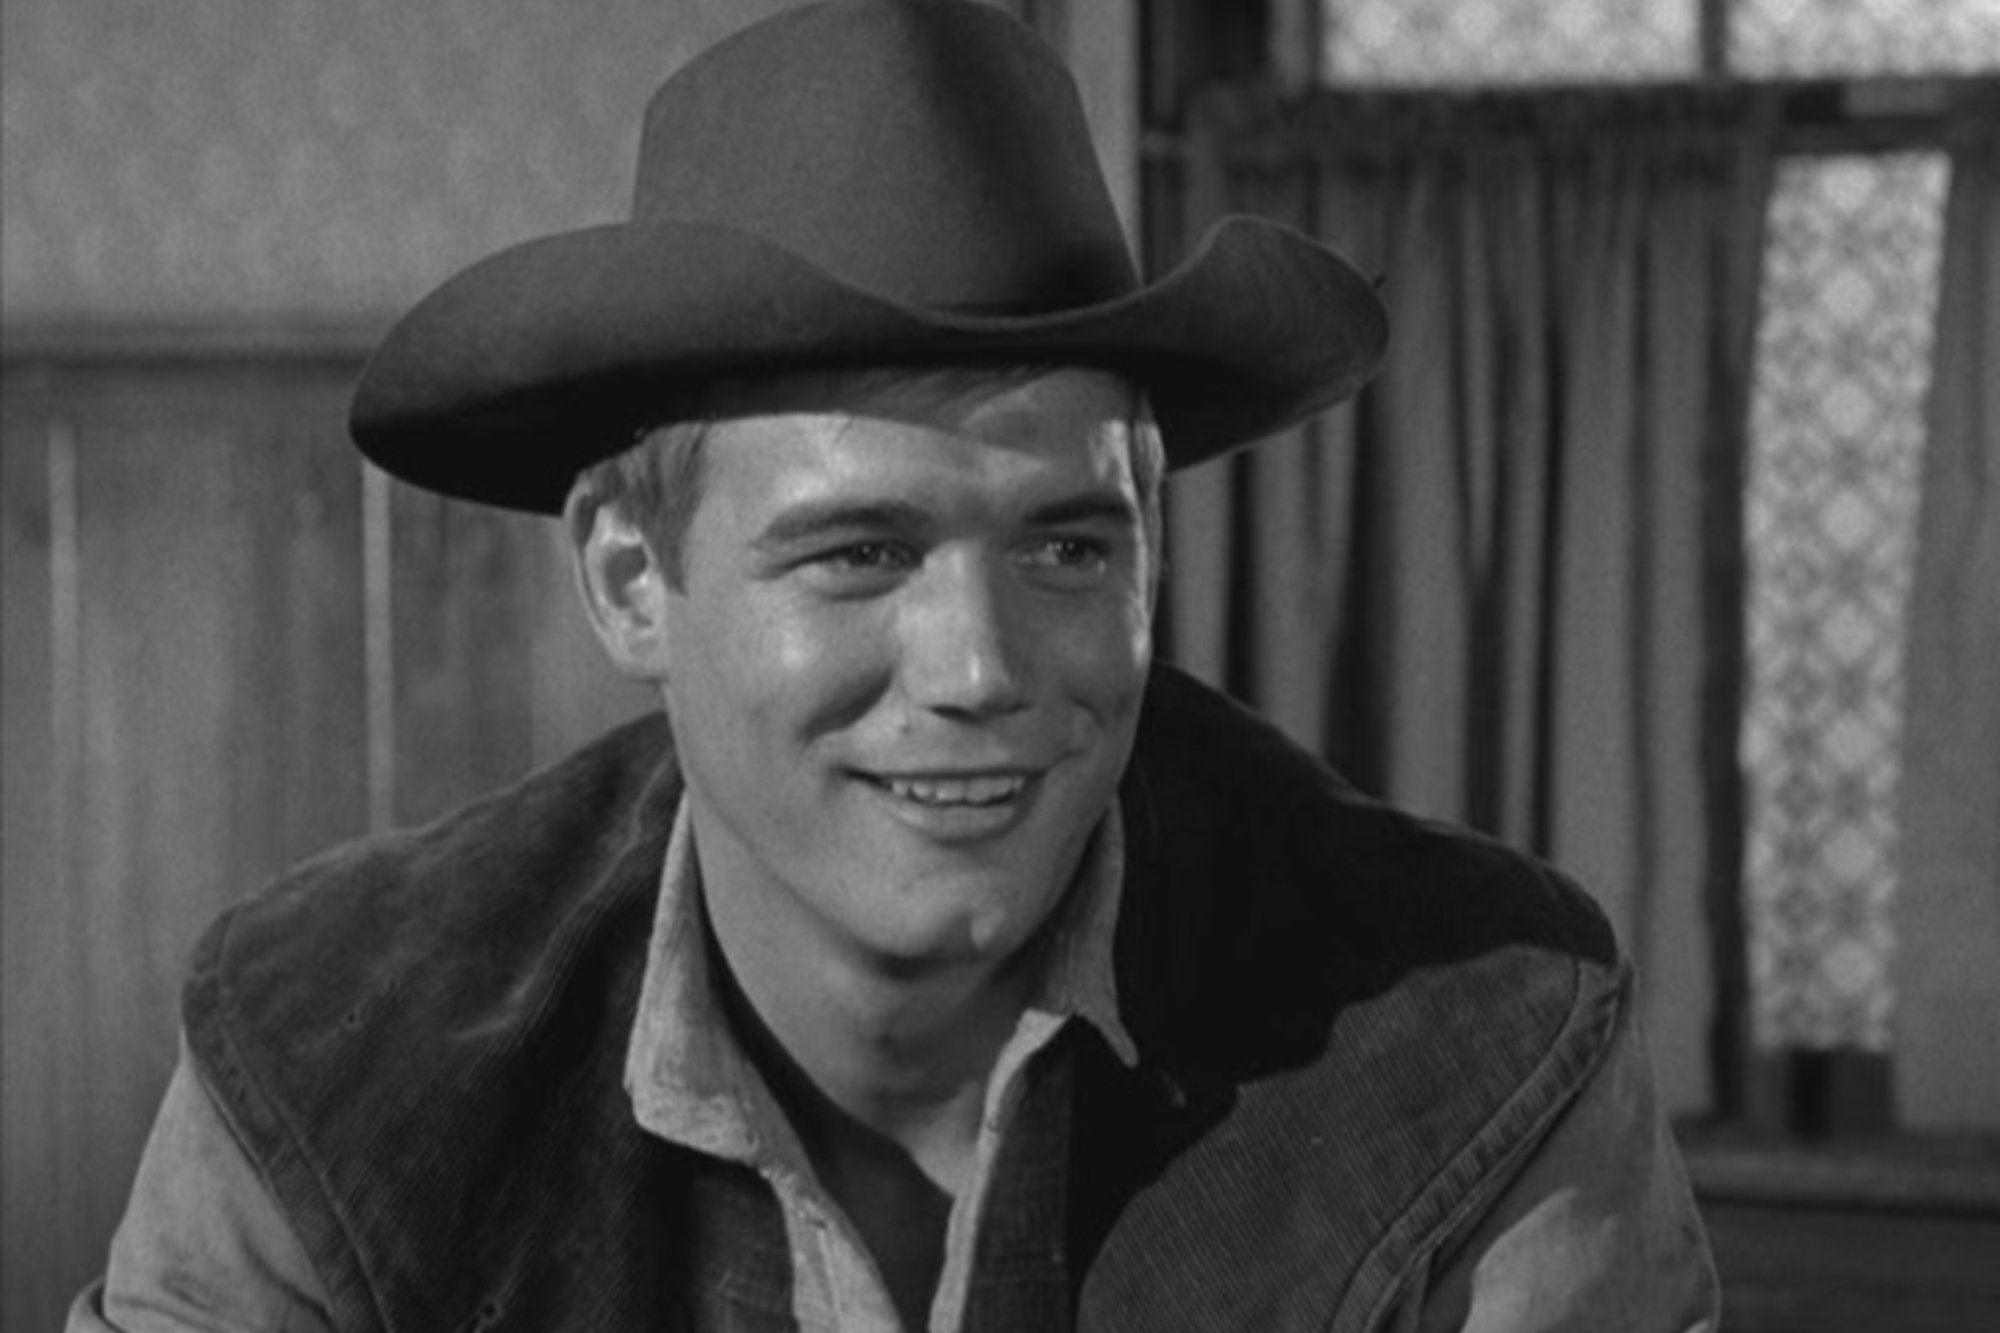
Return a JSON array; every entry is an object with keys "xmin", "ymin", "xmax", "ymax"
[
  {"xmin": 5, "ymin": 349, "xmax": 652, "ymax": 1330},
  {"xmin": 3, "ymin": 369, "xmax": 67, "ymax": 1333},
  {"xmin": 0, "ymin": 360, "xmax": 371, "ymax": 1329},
  {"xmin": 1688, "ymin": 1133, "xmax": 2000, "ymax": 1213},
  {"xmin": 1704, "ymin": 1202, "xmax": 2000, "ymax": 1332},
  {"xmin": 227, "ymin": 371, "xmax": 373, "ymax": 871},
  {"xmin": 386, "ymin": 481, "xmax": 653, "ymax": 829},
  {"xmin": 67, "ymin": 369, "xmax": 242, "ymax": 1299},
  {"xmin": 386, "ymin": 488, "xmax": 545, "ymax": 827}
]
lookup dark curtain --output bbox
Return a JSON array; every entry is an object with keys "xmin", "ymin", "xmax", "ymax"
[
  {"xmin": 1897, "ymin": 89, "xmax": 2000, "ymax": 1129},
  {"xmin": 1153, "ymin": 87, "xmax": 1780, "ymax": 1115}
]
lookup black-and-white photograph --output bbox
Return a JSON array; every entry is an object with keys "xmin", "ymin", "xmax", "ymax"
[{"xmin": 4, "ymin": 2, "xmax": 1996, "ymax": 1329}]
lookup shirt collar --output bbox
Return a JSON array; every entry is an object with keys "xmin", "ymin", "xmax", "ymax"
[{"xmin": 624, "ymin": 797, "xmax": 1137, "ymax": 1156}]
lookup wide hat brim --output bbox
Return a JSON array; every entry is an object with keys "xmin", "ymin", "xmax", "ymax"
[{"xmin": 350, "ymin": 212, "xmax": 1387, "ymax": 515}]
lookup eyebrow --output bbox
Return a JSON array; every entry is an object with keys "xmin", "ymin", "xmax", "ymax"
[
  {"xmin": 1023, "ymin": 491, "xmax": 1142, "ymax": 531},
  {"xmin": 752, "ymin": 499, "xmax": 930, "ymax": 551},
  {"xmin": 751, "ymin": 488, "xmax": 1139, "ymax": 551}
]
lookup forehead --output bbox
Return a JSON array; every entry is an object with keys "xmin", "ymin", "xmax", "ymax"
[{"xmin": 699, "ymin": 366, "xmax": 1144, "ymax": 502}]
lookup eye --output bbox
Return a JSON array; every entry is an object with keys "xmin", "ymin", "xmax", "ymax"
[
  {"xmin": 1017, "ymin": 535, "xmax": 1112, "ymax": 581},
  {"xmin": 798, "ymin": 541, "xmax": 915, "ymax": 594},
  {"xmin": 821, "ymin": 541, "xmax": 909, "ymax": 570}
]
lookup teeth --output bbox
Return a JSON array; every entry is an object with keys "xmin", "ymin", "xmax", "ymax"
[{"xmin": 883, "ymin": 775, "xmax": 1026, "ymax": 807}]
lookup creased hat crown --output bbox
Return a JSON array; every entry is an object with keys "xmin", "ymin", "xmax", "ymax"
[
  {"xmin": 351, "ymin": 0, "xmax": 1390, "ymax": 514},
  {"xmin": 634, "ymin": 0, "xmax": 1138, "ymax": 313}
]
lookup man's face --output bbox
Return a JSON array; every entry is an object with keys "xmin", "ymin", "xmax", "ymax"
[{"xmin": 657, "ymin": 368, "xmax": 1156, "ymax": 977}]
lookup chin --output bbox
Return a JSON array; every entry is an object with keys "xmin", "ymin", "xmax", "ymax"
[{"xmin": 859, "ymin": 882, "xmax": 1049, "ymax": 972}]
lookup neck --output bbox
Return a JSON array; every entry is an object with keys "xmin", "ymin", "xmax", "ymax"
[
  {"xmin": 694, "ymin": 849, "xmax": 1070, "ymax": 1330},
  {"xmin": 720, "ymin": 917, "xmax": 1043, "ymax": 1173}
]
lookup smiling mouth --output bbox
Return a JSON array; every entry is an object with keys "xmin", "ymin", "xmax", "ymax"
[{"xmin": 870, "ymin": 773, "xmax": 1031, "ymax": 808}]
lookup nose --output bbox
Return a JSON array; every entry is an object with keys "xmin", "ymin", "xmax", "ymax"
[{"xmin": 899, "ymin": 553, "xmax": 1030, "ymax": 719}]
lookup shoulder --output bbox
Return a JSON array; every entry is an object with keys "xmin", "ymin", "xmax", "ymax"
[
  {"xmin": 188, "ymin": 712, "xmax": 677, "ymax": 1032},
  {"xmin": 1123, "ymin": 664, "xmax": 1617, "ymax": 1014},
  {"xmin": 181, "ymin": 712, "xmax": 680, "ymax": 1144},
  {"xmin": 176, "ymin": 713, "xmax": 691, "ymax": 1318},
  {"xmin": 1120, "ymin": 663, "xmax": 1626, "ymax": 1156},
  {"xmin": 1086, "ymin": 669, "xmax": 1640, "ymax": 1318},
  {"xmin": 1403, "ymin": 990, "xmax": 1721, "ymax": 1330}
]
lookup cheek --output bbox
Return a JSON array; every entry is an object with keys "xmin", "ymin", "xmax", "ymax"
[
  {"xmin": 1054, "ymin": 591, "xmax": 1153, "ymax": 705},
  {"xmin": 1122, "ymin": 586, "xmax": 1156, "ymax": 670},
  {"xmin": 697, "ymin": 594, "xmax": 895, "ymax": 739}
]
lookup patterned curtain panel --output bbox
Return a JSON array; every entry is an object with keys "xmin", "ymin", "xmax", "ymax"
[
  {"xmin": 1896, "ymin": 92, "xmax": 2000, "ymax": 1129},
  {"xmin": 1740, "ymin": 153, "xmax": 1946, "ymax": 1063},
  {"xmin": 1154, "ymin": 87, "xmax": 1779, "ymax": 1116}
]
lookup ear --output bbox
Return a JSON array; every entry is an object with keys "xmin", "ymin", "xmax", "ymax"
[{"xmin": 567, "ymin": 491, "xmax": 675, "ymax": 682}]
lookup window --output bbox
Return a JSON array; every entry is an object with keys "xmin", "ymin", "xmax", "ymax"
[
  {"xmin": 1322, "ymin": 0, "xmax": 1695, "ymax": 85},
  {"xmin": 1731, "ymin": 0, "xmax": 2000, "ymax": 76},
  {"xmin": 1316, "ymin": 0, "xmax": 1998, "ymax": 1057},
  {"xmin": 1324, "ymin": 0, "xmax": 2000, "ymax": 83}
]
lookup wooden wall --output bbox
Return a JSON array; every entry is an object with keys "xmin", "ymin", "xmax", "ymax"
[
  {"xmin": 4, "ymin": 0, "xmax": 1136, "ymax": 1316},
  {"xmin": 0, "ymin": 348, "xmax": 651, "ymax": 1330}
]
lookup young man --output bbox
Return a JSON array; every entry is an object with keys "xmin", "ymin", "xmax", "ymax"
[{"xmin": 74, "ymin": 2, "xmax": 1717, "ymax": 1329}]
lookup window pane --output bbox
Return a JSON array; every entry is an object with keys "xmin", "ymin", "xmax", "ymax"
[
  {"xmin": 1741, "ymin": 153, "xmax": 1947, "ymax": 1051},
  {"xmin": 1321, "ymin": 0, "xmax": 1699, "ymax": 85},
  {"xmin": 1731, "ymin": 0, "xmax": 2000, "ymax": 76}
]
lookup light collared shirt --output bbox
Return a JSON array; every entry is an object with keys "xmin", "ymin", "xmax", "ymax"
[
  {"xmin": 628, "ymin": 800, "xmax": 1135, "ymax": 1332},
  {"xmin": 72, "ymin": 799, "xmax": 1135, "ymax": 1333}
]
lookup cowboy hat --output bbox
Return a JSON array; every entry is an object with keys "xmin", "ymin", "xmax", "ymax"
[{"xmin": 350, "ymin": 0, "xmax": 1388, "ymax": 513}]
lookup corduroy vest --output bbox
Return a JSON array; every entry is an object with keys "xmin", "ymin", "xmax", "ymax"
[{"xmin": 184, "ymin": 666, "xmax": 1624, "ymax": 1331}]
